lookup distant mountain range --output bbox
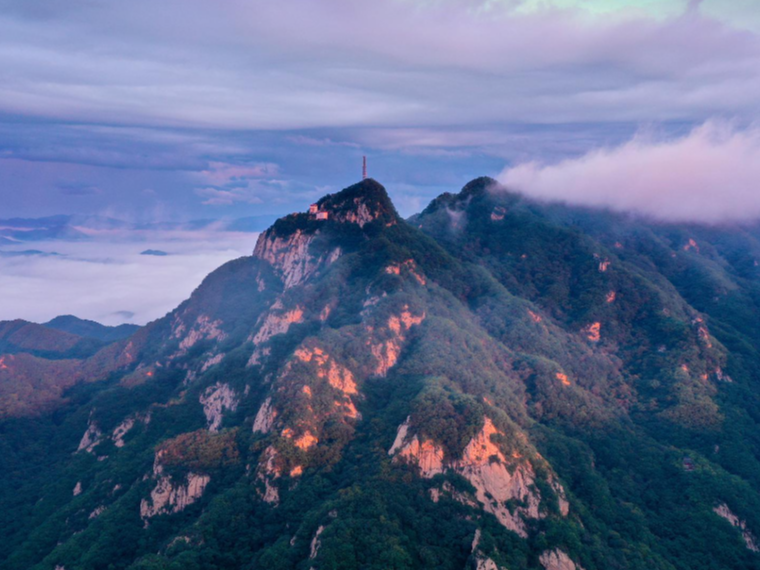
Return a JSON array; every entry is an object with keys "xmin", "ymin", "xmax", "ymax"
[
  {"xmin": 0, "ymin": 214, "xmax": 277, "ymax": 242},
  {"xmin": 44, "ymin": 315, "xmax": 140, "ymax": 343},
  {"xmin": 3, "ymin": 179, "xmax": 760, "ymax": 569},
  {"xmin": 0, "ymin": 315, "xmax": 138, "ymax": 361}
]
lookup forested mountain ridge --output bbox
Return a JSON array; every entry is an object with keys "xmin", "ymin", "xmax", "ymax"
[
  {"xmin": 2, "ymin": 178, "xmax": 760, "ymax": 569},
  {"xmin": 44, "ymin": 316, "xmax": 140, "ymax": 343}
]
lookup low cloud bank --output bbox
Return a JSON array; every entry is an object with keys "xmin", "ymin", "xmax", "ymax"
[
  {"xmin": 0, "ymin": 231, "xmax": 256, "ymax": 326},
  {"xmin": 498, "ymin": 122, "xmax": 760, "ymax": 223}
]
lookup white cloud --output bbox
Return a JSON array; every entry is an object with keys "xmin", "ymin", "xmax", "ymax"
[
  {"xmin": 498, "ymin": 121, "xmax": 760, "ymax": 222},
  {"xmin": 0, "ymin": 231, "xmax": 256, "ymax": 326}
]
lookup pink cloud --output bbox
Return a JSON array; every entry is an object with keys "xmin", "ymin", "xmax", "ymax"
[{"xmin": 498, "ymin": 121, "xmax": 760, "ymax": 223}]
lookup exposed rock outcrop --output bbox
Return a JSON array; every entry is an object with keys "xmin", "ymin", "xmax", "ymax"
[
  {"xmin": 693, "ymin": 317, "xmax": 713, "ymax": 349},
  {"xmin": 282, "ymin": 427, "xmax": 318, "ymax": 451},
  {"xmin": 384, "ymin": 259, "xmax": 426, "ymax": 285},
  {"xmin": 257, "ymin": 446, "xmax": 281, "ymax": 504},
  {"xmin": 138, "ymin": 434, "xmax": 234, "ymax": 520},
  {"xmin": 88, "ymin": 505, "xmax": 105, "ymax": 519},
  {"xmin": 112, "ymin": 417, "xmax": 135, "ymax": 448},
  {"xmin": 174, "ymin": 315, "xmax": 227, "ymax": 354},
  {"xmin": 469, "ymin": 528, "xmax": 507, "ymax": 570},
  {"xmin": 714, "ymin": 503, "xmax": 760, "ymax": 552},
  {"xmin": 388, "ymin": 417, "xmax": 411, "ymax": 455},
  {"xmin": 540, "ymin": 549, "xmax": 584, "ymax": 570},
  {"xmin": 294, "ymin": 346, "xmax": 358, "ymax": 396},
  {"xmin": 583, "ymin": 322, "xmax": 601, "ymax": 343},
  {"xmin": 140, "ymin": 450, "xmax": 210, "ymax": 519},
  {"xmin": 252, "ymin": 303, "xmax": 301, "ymax": 344},
  {"xmin": 199, "ymin": 383, "xmax": 238, "ymax": 432},
  {"xmin": 684, "ymin": 238, "xmax": 700, "ymax": 253},
  {"xmin": 140, "ymin": 472, "xmax": 210, "ymax": 519},
  {"xmin": 253, "ymin": 397, "xmax": 276, "ymax": 433},
  {"xmin": 368, "ymin": 306, "xmax": 425, "ymax": 377},
  {"xmin": 309, "ymin": 525, "xmax": 325, "ymax": 559},
  {"xmin": 333, "ymin": 199, "xmax": 379, "ymax": 227},
  {"xmin": 390, "ymin": 417, "xmax": 552, "ymax": 537},
  {"xmin": 291, "ymin": 344, "xmax": 360, "ymax": 421},
  {"xmin": 200, "ymin": 353, "xmax": 224, "ymax": 373},
  {"xmin": 475, "ymin": 557, "xmax": 499, "ymax": 570},
  {"xmin": 77, "ymin": 419, "xmax": 103, "ymax": 453},
  {"xmin": 253, "ymin": 229, "xmax": 341, "ymax": 290}
]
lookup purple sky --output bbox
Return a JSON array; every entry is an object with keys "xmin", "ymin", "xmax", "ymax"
[
  {"xmin": 2, "ymin": 0, "xmax": 760, "ymax": 324},
  {"xmin": 1, "ymin": 0, "xmax": 759, "ymax": 222}
]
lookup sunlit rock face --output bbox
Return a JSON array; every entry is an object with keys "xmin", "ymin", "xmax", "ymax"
[
  {"xmin": 250, "ymin": 302, "xmax": 305, "ymax": 347},
  {"xmin": 390, "ymin": 416, "xmax": 564, "ymax": 537},
  {"xmin": 384, "ymin": 259, "xmax": 426, "ymax": 285},
  {"xmin": 366, "ymin": 306, "xmax": 425, "ymax": 377}
]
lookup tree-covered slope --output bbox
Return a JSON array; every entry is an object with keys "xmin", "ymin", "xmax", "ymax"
[{"xmin": 1, "ymin": 179, "xmax": 760, "ymax": 570}]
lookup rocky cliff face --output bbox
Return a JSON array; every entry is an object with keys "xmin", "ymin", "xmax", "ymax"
[
  {"xmin": 253, "ymin": 229, "xmax": 339, "ymax": 290},
  {"xmin": 390, "ymin": 416, "xmax": 564, "ymax": 537},
  {"xmin": 199, "ymin": 382, "xmax": 238, "ymax": 432},
  {"xmin": 140, "ymin": 457, "xmax": 210, "ymax": 521},
  {"xmin": 714, "ymin": 503, "xmax": 760, "ymax": 552},
  {"xmin": 540, "ymin": 549, "xmax": 585, "ymax": 570},
  {"xmin": 76, "ymin": 417, "xmax": 103, "ymax": 453}
]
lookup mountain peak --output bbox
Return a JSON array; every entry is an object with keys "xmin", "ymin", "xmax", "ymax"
[
  {"xmin": 459, "ymin": 176, "xmax": 500, "ymax": 198},
  {"xmin": 252, "ymin": 179, "xmax": 399, "ymax": 288},
  {"xmin": 258, "ymin": 179, "xmax": 398, "ymax": 243},
  {"xmin": 315, "ymin": 178, "xmax": 398, "ymax": 225}
]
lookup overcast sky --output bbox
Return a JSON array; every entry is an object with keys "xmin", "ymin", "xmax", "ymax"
[{"xmin": 2, "ymin": 0, "xmax": 760, "ymax": 222}]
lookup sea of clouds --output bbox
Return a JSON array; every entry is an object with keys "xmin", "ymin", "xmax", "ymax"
[{"xmin": 0, "ymin": 231, "xmax": 256, "ymax": 326}]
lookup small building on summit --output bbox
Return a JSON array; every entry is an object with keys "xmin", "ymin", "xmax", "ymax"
[{"xmin": 309, "ymin": 203, "xmax": 329, "ymax": 220}]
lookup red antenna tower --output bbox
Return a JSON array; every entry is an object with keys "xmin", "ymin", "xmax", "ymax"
[{"xmin": 362, "ymin": 156, "xmax": 367, "ymax": 180}]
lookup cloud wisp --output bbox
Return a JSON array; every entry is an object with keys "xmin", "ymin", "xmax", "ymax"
[{"xmin": 498, "ymin": 121, "xmax": 760, "ymax": 223}]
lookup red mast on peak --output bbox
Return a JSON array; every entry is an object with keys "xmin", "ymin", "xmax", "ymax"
[{"xmin": 362, "ymin": 156, "xmax": 367, "ymax": 180}]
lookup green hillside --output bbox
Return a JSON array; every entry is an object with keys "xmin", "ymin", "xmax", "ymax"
[{"xmin": 1, "ymin": 179, "xmax": 759, "ymax": 570}]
